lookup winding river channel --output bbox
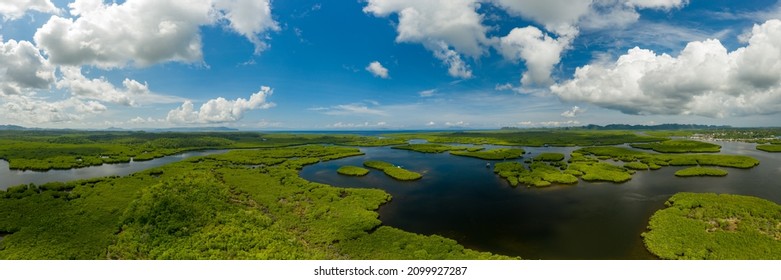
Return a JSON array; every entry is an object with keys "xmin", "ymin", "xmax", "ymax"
[{"xmin": 0, "ymin": 150, "xmax": 228, "ymax": 190}]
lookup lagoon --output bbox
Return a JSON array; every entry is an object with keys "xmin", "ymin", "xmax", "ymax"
[{"xmin": 299, "ymin": 141, "xmax": 781, "ymax": 259}]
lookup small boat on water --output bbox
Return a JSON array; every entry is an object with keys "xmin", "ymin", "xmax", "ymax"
[{"xmin": 486, "ymin": 163, "xmax": 491, "ymax": 168}]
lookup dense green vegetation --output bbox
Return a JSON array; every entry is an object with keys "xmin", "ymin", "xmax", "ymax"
[
  {"xmin": 623, "ymin": 162, "xmax": 650, "ymax": 170},
  {"xmin": 757, "ymin": 144, "xmax": 781, "ymax": 152},
  {"xmin": 391, "ymin": 143, "xmax": 481, "ymax": 153},
  {"xmin": 494, "ymin": 161, "xmax": 578, "ymax": 187},
  {"xmin": 387, "ymin": 130, "xmax": 664, "ymax": 146},
  {"xmin": 450, "ymin": 148, "xmax": 525, "ymax": 160},
  {"xmin": 576, "ymin": 147, "xmax": 759, "ymax": 169},
  {"xmin": 363, "ymin": 160, "xmax": 423, "ymax": 181},
  {"xmin": 643, "ymin": 193, "xmax": 781, "ymax": 259},
  {"xmin": 534, "ymin": 153, "xmax": 565, "ymax": 162},
  {"xmin": 337, "ymin": 166, "xmax": 370, "ymax": 176},
  {"xmin": 339, "ymin": 226, "xmax": 514, "ymax": 260},
  {"xmin": 566, "ymin": 162, "xmax": 634, "ymax": 183},
  {"xmin": 0, "ymin": 145, "xmax": 507, "ymax": 259},
  {"xmin": 631, "ymin": 140, "xmax": 721, "ymax": 153},
  {"xmin": 0, "ymin": 131, "xmax": 404, "ymax": 170},
  {"xmin": 674, "ymin": 167, "xmax": 728, "ymax": 177}
]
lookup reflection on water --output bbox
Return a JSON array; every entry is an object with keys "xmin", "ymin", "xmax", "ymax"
[
  {"xmin": 0, "ymin": 150, "xmax": 228, "ymax": 190},
  {"xmin": 300, "ymin": 142, "xmax": 781, "ymax": 259}
]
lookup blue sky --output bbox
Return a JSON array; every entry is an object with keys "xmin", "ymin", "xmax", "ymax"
[{"xmin": 1, "ymin": 0, "xmax": 780, "ymax": 130}]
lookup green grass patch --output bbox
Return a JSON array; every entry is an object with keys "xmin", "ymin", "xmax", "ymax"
[
  {"xmin": 391, "ymin": 144, "xmax": 480, "ymax": 153},
  {"xmin": 674, "ymin": 167, "xmax": 728, "ymax": 177},
  {"xmin": 339, "ymin": 226, "xmax": 517, "ymax": 260},
  {"xmin": 337, "ymin": 166, "xmax": 370, "ymax": 176},
  {"xmin": 494, "ymin": 162, "xmax": 578, "ymax": 187},
  {"xmin": 576, "ymin": 147, "xmax": 759, "ymax": 169},
  {"xmin": 566, "ymin": 162, "xmax": 633, "ymax": 183},
  {"xmin": 363, "ymin": 160, "xmax": 422, "ymax": 181},
  {"xmin": 631, "ymin": 139, "xmax": 721, "ymax": 153},
  {"xmin": 450, "ymin": 148, "xmax": 524, "ymax": 160},
  {"xmin": 534, "ymin": 153, "xmax": 565, "ymax": 162},
  {"xmin": 756, "ymin": 144, "xmax": 781, "ymax": 152},
  {"xmin": 624, "ymin": 162, "xmax": 649, "ymax": 170},
  {"xmin": 643, "ymin": 193, "xmax": 781, "ymax": 260}
]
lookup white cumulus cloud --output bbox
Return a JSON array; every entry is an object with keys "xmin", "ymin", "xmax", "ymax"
[
  {"xmin": 56, "ymin": 66, "xmax": 183, "ymax": 106},
  {"xmin": 499, "ymin": 26, "xmax": 572, "ymax": 86},
  {"xmin": 552, "ymin": 19, "xmax": 781, "ymax": 118},
  {"xmin": 33, "ymin": 0, "xmax": 278, "ymax": 68},
  {"xmin": 561, "ymin": 106, "xmax": 586, "ymax": 117},
  {"xmin": 213, "ymin": 0, "xmax": 280, "ymax": 53},
  {"xmin": 366, "ymin": 61, "xmax": 389, "ymax": 78},
  {"xmin": 0, "ymin": 0, "xmax": 59, "ymax": 21},
  {"xmin": 1, "ymin": 95, "xmax": 106, "ymax": 124},
  {"xmin": 491, "ymin": 0, "xmax": 692, "ymax": 88},
  {"xmin": 627, "ymin": 0, "xmax": 689, "ymax": 10},
  {"xmin": 364, "ymin": 0, "xmax": 488, "ymax": 78},
  {"xmin": 490, "ymin": 0, "xmax": 590, "ymax": 37},
  {"xmin": 166, "ymin": 86, "xmax": 275, "ymax": 124},
  {"xmin": 0, "ymin": 38, "xmax": 56, "ymax": 96}
]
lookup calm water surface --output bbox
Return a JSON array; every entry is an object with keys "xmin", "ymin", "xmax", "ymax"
[
  {"xmin": 299, "ymin": 141, "xmax": 781, "ymax": 259},
  {"xmin": 0, "ymin": 150, "xmax": 227, "ymax": 190}
]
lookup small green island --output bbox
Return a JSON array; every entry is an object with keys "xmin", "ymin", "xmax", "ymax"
[
  {"xmin": 643, "ymin": 193, "xmax": 781, "ymax": 259},
  {"xmin": 674, "ymin": 167, "xmax": 728, "ymax": 177},
  {"xmin": 756, "ymin": 144, "xmax": 781, "ymax": 152},
  {"xmin": 450, "ymin": 148, "xmax": 525, "ymax": 160},
  {"xmin": 391, "ymin": 143, "xmax": 482, "ymax": 153},
  {"xmin": 534, "ymin": 153, "xmax": 565, "ymax": 162},
  {"xmin": 494, "ymin": 161, "xmax": 578, "ymax": 187},
  {"xmin": 631, "ymin": 139, "xmax": 721, "ymax": 153},
  {"xmin": 337, "ymin": 166, "xmax": 370, "ymax": 176},
  {"xmin": 363, "ymin": 160, "xmax": 423, "ymax": 181}
]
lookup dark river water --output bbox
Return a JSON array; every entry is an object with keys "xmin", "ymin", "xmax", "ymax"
[
  {"xmin": 299, "ymin": 141, "xmax": 781, "ymax": 260},
  {"xmin": 0, "ymin": 150, "xmax": 228, "ymax": 190}
]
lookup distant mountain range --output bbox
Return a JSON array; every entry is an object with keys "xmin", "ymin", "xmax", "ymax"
[
  {"xmin": 579, "ymin": 124, "xmax": 733, "ymax": 130},
  {"xmin": 500, "ymin": 123, "xmax": 734, "ymax": 130},
  {"xmin": 0, "ymin": 125, "xmax": 27, "ymax": 130}
]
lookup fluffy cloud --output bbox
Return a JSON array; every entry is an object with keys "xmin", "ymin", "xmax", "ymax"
[
  {"xmin": 213, "ymin": 0, "xmax": 280, "ymax": 53},
  {"xmin": 364, "ymin": 0, "xmax": 488, "ymax": 78},
  {"xmin": 167, "ymin": 86, "xmax": 275, "ymax": 124},
  {"xmin": 0, "ymin": 38, "xmax": 56, "ymax": 96},
  {"xmin": 366, "ymin": 61, "xmax": 389, "ymax": 78},
  {"xmin": 492, "ymin": 0, "xmax": 692, "ymax": 88},
  {"xmin": 0, "ymin": 0, "xmax": 59, "ymax": 21},
  {"xmin": 56, "ymin": 66, "xmax": 183, "ymax": 106},
  {"xmin": 552, "ymin": 19, "xmax": 781, "ymax": 118},
  {"xmin": 498, "ymin": 26, "xmax": 571, "ymax": 86},
  {"xmin": 1, "ymin": 95, "xmax": 105, "ymax": 124},
  {"xmin": 491, "ymin": 0, "xmax": 591, "ymax": 37},
  {"xmin": 561, "ymin": 106, "xmax": 586, "ymax": 117},
  {"xmin": 34, "ymin": 0, "xmax": 278, "ymax": 68},
  {"xmin": 626, "ymin": 0, "xmax": 689, "ymax": 10}
]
